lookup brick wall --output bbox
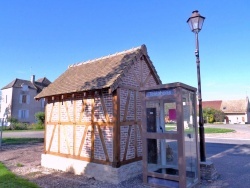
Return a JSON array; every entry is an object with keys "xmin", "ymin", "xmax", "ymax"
[{"xmin": 45, "ymin": 91, "xmax": 114, "ymax": 162}]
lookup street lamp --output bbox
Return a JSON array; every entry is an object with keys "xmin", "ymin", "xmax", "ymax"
[{"xmin": 187, "ymin": 10, "xmax": 206, "ymax": 162}]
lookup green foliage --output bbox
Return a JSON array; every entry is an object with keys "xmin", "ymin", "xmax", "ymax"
[
  {"xmin": 203, "ymin": 108, "xmax": 225, "ymax": 123},
  {"xmin": 7, "ymin": 117, "xmax": 18, "ymax": 124},
  {"xmin": 35, "ymin": 112, "xmax": 45, "ymax": 125},
  {"xmin": 12, "ymin": 123, "xmax": 28, "ymax": 130},
  {"xmin": 30, "ymin": 123, "xmax": 44, "ymax": 130},
  {"xmin": 204, "ymin": 128, "xmax": 234, "ymax": 133},
  {"xmin": 0, "ymin": 162, "xmax": 39, "ymax": 188},
  {"xmin": 2, "ymin": 138, "xmax": 44, "ymax": 145}
]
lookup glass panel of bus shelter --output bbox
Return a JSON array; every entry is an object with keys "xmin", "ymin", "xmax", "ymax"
[
  {"xmin": 182, "ymin": 89, "xmax": 199, "ymax": 186},
  {"xmin": 146, "ymin": 101, "xmax": 160, "ymax": 133},
  {"xmin": 164, "ymin": 102, "xmax": 177, "ymax": 132},
  {"xmin": 147, "ymin": 138, "xmax": 179, "ymax": 177}
]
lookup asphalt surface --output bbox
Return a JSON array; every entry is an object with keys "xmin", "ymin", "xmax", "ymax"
[{"xmin": 1, "ymin": 130, "xmax": 44, "ymax": 138}]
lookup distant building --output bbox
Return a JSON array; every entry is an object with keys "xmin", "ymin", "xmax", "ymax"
[
  {"xmin": 202, "ymin": 97, "xmax": 250, "ymax": 124},
  {"xmin": 0, "ymin": 75, "xmax": 51, "ymax": 124}
]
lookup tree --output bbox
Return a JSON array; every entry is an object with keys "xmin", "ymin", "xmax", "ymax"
[
  {"xmin": 35, "ymin": 112, "xmax": 45, "ymax": 125},
  {"xmin": 203, "ymin": 108, "xmax": 225, "ymax": 123}
]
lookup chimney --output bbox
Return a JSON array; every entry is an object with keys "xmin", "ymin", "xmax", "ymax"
[{"xmin": 31, "ymin": 75, "xmax": 35, "ymax": 83}]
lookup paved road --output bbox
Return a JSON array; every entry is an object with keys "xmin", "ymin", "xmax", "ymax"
[
  {"xmin": 1, "ymin": 130, "xmax": 44, "ymax": 138},
  {"xmin": 203, "ymin": 142, "xmax": 250, "ymax": 188}
]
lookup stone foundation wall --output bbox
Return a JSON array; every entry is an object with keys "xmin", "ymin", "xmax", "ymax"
[{"xmin": 41, "ymin": 154, "xmax": 142, "ymax": 184}]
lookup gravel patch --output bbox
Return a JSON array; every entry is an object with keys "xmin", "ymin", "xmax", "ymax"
[{"xmin": 0, "ymin": 143, "xmax": 150, "ymax": 188}]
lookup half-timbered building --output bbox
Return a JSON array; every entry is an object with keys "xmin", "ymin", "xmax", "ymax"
[{"xmin": 35, "ymin": 44, "xmax": 161, "ymax": 183}]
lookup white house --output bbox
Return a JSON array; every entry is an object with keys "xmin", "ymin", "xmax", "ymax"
[{"xmin": 0, "ymin": 75, "xmax": 50, "ymax": 124}]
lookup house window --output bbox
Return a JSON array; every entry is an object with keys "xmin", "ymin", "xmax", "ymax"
[
  {"xmin": 19, "ymin": 94, "xmax": 30, "ymax": 104},
  {"xmin": 18, "ymin": 110, "xmax": 29, "ymax": 119},
  {"xmin": 21, "ymin": 84, "xmax": 29, "ymax": 91},
  {"xmin": 22, "ymin": 95, "xmax": 27, "ymax": 103}
]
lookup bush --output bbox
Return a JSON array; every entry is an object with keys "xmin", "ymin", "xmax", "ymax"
[
  {"xmin": 30, "ymin": 123, "xmax": 44, "ymax": 130},
  {"xmin": 35, "ymin": 112, "xmax": 45, "ymax": 125},
  {"xmin": 203, "ymin": 108, "xmax": 225, "ymax": 123},
  {"xmin": 12, "ymin": 123, "xmax": 28, "ymax": 130}
]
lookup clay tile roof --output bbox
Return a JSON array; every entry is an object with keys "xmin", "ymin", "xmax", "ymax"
[
  {"xmin": 220, "ymin": 99, "xmax": 248, "ymax": 113},
  {"xmin": 202, "ymin": 100, "xmax": 222, "ymax": 111},
  {"xmin": 35, "ymin": 44, "xmax": 161, "ymax": 99}
]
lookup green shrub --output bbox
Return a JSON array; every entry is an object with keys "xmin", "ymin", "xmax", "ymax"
[
  {"xmin": 7, "ymin": 117, "xmax": 18, "ymax": 124},
  {"xmin": 30, "ymin": 123, "xmax": 44, "ymax": 130},
  {"xmin": 12, "ymin": 123, "xmax": 28, "ymax": 130},
  {"xmin": 203, "ymin": 108, "xmax": 225, "ymax": 123},
  {"xmin": 35, "ymin": 112, "xmax": 45, "ymax": 125}
]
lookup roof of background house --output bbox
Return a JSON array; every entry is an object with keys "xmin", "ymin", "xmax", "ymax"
[
  {"xmin": 220, "ymin": 98, "xmax": 249, "ymax": 113},
  {"xmin": 1, "ymin": 77, "xmax": 51, "ymax": 92},
  {"xmin": 35, "ymin": 44, "xmax": 161, "ymax": 99},
  {"xmin": 202, "ymin": 100, "xmax": 222, "ymax": 111}
]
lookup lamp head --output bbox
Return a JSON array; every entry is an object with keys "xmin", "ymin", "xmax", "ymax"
[{"xmin": 187, "ymin": 10, "xmax": 205, "ymax": 33}]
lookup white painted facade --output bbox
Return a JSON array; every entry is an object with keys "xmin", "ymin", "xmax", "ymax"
[{"xmin": 0, "ymin": 78, "xmax": 48, "ymax": 124}]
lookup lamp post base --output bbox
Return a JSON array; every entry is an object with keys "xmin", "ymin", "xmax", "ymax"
[{"xmin": 200, "ymin": 160, "xmax": 219, "ymax": 180}]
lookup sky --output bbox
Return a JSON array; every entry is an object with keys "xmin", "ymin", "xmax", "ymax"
[{"xmin": 0, "ymin": 0, "xmax": 249, "ymax": 101}]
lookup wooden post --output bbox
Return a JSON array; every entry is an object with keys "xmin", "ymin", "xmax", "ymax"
[{"xmin": 112, "ymin": 88, "xmax": 121, "ymax": 167}]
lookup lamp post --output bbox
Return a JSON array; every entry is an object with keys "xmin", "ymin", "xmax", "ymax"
[{"xmin": 187, "ymin": 10, "xmax": 206, "ymax": 162}]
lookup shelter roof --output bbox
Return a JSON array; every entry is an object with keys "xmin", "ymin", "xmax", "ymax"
[{"xmin": 35, "ymin": 44, "xmax": 161, "ymax": 99}]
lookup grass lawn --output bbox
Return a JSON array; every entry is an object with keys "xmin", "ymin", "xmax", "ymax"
[
  {"xmin": 0, "ymin": 163, "xmax": 39, "ymax": 188},
  {"xmin": 165, "ymin": 126, "xmax": 234, "ymax": 134},
  {"xmin": 2, "ymin": 138, "xmax": 44, "ymax": 145},
  {"xmin": 204, "ymin": 127, "xmax": 234, "ymax": 133}
]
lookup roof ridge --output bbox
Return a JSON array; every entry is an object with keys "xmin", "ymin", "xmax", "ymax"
[{"xmin": 68, "ymin": 45, "xmax": 144, "ymax": 68}]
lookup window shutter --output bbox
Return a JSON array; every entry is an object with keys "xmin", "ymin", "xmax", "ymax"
[
  {"xmin": 27, "ymin": 95, "xmax": 30, "ymax": 104},
  {"xmin": 41, "ymin": 98, "xmax": 45, "ymax": 108},
  {"xmin": 26, "ymin": 110, "xmax": 29, "ymax": 119},
  {"xmin": 18, "ymin": 110, "xmax": 21, "ymax": 118},
  {"xmin": 19, "ymin": 95, "xmax": 22, "ymax": 104}
]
